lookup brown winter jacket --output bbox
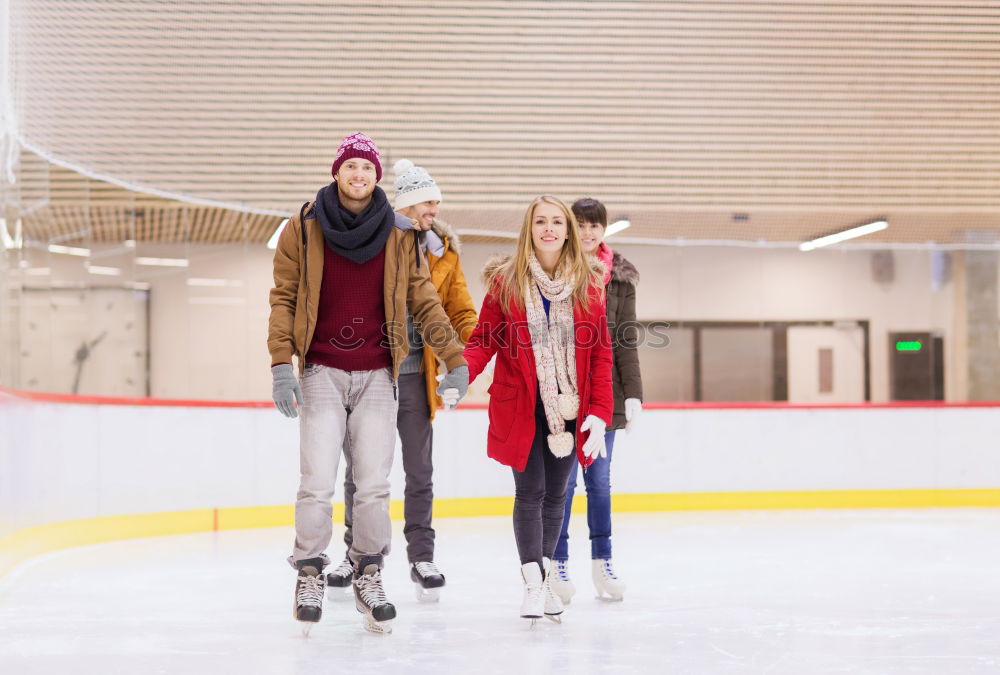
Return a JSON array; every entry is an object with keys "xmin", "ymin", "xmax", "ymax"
[
  {"xmin": 267, "ymin": 203, "xmax": 468, "ymax": 379},
  {"xmin": 606, "ymin": 251, "xmax": 643, "ymax": 430},
  {"xmin": 418, "ymin": 218, "xmax": 478, "ymax": 421}
]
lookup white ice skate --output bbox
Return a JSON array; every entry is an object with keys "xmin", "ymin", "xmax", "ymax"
[
  {"xmin": 325, "ymin": 557, "xmax": 354, "ymax": 601},
  {"xmin": 548, "ymin": 558, "xmax": 576, "ymax": 605},
  {"xmin": 592, "ymin": 558, "xmax": 626, "ymax": 601},
  {"xmin": 293, "ymin": 566, "xmax": 326, "ymax": 637},
  {"xmin": 519, "ymin": 562, "xmax": 545, "ymax": 628},
  {"xmin": 410, "ymin": 561, "xmax": 446, "ymax": 603},
  {"xmin": 541, "ymin": 557, "xmax": 564, "ymax": 623},
  {"xmin": 353, "ymin": 564, "xmax": 396, "ymax": 634}
]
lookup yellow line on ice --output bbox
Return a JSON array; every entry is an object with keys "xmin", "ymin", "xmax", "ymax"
[{"xmin": 2, "ymin": 489, "xmax": 999, "ymax": 578}]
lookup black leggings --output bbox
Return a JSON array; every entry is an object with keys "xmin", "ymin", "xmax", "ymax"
[{"xmin": 511, "ymin": 399, "xmax": 577, "ymax": 569}]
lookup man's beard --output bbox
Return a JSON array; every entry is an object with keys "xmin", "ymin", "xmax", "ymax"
[{"xmin": 337, "ymin": 180, "xmax": 375, "ymax": 203}]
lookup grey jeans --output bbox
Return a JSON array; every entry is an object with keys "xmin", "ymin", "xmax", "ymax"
[
  {"xmin": 511, "ymin": 397, "xmax": 577, "ymax": 570},
  {"xmin": 343, "ymin": 372, "xmax": 435, "ymax": 563},
  {"xmin": 288, "ymin": 364, "xmax": 398, "ymax": 571}
]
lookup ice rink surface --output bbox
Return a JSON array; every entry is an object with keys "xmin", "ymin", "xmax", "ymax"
[{"xmin": 2, "ymin": 510, "xmax": 1000, "ymax": 674}]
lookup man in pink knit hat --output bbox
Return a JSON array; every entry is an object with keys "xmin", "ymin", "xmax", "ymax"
[{"xmin": 267, "ymin": 132, "xmax": 470, "ymax": 634}]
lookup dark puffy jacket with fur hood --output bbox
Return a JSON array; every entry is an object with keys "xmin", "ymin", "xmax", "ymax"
[{"xmin": 605, "ymin": 251, "xmax": 643, "ymax": 430}]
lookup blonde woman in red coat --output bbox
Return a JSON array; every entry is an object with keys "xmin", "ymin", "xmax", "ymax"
[{"xmin": 463, "ymin": 195, "xmax": 614, "ymax": 625}]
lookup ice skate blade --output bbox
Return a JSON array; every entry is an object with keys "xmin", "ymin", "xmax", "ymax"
[
  {"xmin": 415, "ymin": 584, "xmax": 441, "ymax": 603},
  {"xmin": 300, "ymin": 622, "xmax": 316, "ymax": 637},
  {"xmin": 362, "ymin": 614, "xmax": 392, "ymax": 634},
  {"xmin": 595, "ymin": 592, "xmax": 624, "ymax": 602},
  {"xmin": 544, "ymin": 614, "xmax": 563, "ymax": 624}
]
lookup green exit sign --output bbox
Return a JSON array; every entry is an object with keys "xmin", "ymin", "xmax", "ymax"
[{"xmin": 896, "ymin": 341, "xmax": 922, "ymax": 352}]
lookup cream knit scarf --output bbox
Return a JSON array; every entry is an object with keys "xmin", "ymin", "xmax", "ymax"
[{"xmin": 525, "ymin": 254, "xmax": 579, "ymax": 457}]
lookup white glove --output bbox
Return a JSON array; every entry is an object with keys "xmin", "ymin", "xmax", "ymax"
[
  {"xmin": 624, "ymin": 398, "xmax": 642, "ymax": 434},
  {"xmin": 579, "ymin": 415, "xmax": 608, "ymax": 460},
  {"xmin": 435, "ymin": 374, "xmax": 461, "ymax": 409}
]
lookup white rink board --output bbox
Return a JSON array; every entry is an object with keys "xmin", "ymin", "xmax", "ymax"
[{"xmin": 2, "ymin": 396, "xmax": 1000, "ymax": 534}]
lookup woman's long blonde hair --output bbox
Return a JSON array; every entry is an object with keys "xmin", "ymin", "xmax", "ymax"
[{"xmin": 494, "ymin": 195, "xmax": 604, "ymax": 315}]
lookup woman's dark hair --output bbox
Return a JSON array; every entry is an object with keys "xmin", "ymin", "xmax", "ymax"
[{"xmin": 571, "ymin": 198, "xmax": 607, "ymax": 228}]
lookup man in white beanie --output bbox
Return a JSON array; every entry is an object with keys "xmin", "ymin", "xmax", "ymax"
[{"xmin": 326, "ymin": 158, "xmax": 478, "ymax": 601}]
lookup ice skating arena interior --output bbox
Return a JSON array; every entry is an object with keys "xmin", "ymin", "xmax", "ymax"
[{"xmin": 4, "ymin": 2, "xmax": 1000, "ymax": 673}]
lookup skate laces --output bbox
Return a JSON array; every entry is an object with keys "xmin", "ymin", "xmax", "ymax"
[
  {"xmin": 554, "ymin": 560, "xmax": 571, "ymax": 581},
  {"xmin": 600, "ymin": 559, "xmax": 618, "ymax": 579},
  {"xmin": 331, "ymin": 558, "xmax": 353, "ymax": 579},
  {"xmin": 413, "ymin": 561, "xmax": 441, "ymax": 578},
  {"xmin": 526, "ymin": 581, "xmax": 544, "ymax": 603},
  {"xmin": 296, "ymin": 573, "xmax": 325, "ymax": 607},
  {"xmin": 356, "ymin": 569, "xmax": 388, "ymax": 606},
  {"xmin": 543, "ymin": 576, "xmax": 562, "ymax": 607}
]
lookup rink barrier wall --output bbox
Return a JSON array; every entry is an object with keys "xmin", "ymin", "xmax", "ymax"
[{"xmin": 3, "ymin": 387, "xmax": 1000, "ymax": 578}]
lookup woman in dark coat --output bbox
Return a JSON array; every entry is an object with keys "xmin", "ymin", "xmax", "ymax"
[{"xmin": 550, "ymin": 198, "xmax": 643, "ymax": 603}]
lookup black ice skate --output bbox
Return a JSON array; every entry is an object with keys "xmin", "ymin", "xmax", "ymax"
[
  {"xmin": 325, "ymin": 557, "xmax": 354, "ymax": 601},
  {"xmin": 353, "ymin": 563, "xmax": 396, "ymax": 634},
  {"xmin": 293, "ymin": 565, "xmax": 326, "ymax": 637},
  {"xmin": 410, "ymin": 561, "xmax": 446, "ymax": 602}
]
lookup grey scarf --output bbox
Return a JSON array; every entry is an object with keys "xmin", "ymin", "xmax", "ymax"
[{"xmin": 313, "ymin": 184, "xmax": 394, "ymax": 264}]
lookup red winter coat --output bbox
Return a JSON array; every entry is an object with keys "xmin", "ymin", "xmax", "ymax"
[{"xmin": 464, "ymin": 260, "xmax": 614, "ymax": 471}]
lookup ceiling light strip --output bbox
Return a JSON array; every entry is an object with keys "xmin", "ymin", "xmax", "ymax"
[{"xmin": 799, "ymin": 221, "xmax": 888, "ymax": 252}]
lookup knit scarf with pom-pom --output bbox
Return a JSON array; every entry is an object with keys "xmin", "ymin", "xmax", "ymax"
[{"xmin": 525, "ymin": 254, "xmax": 579, "ymax": 458}]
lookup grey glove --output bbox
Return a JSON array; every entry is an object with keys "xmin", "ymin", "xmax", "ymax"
[
  {"xmin": 271, "ymin": 363, "xmax": 302, "ymax": 418},
  {"xmin": 435, "ymin": 365, "xmax": 469, "ymax": 408}
]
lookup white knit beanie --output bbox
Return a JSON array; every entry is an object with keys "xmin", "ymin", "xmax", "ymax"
[{"xmin": 393, "ymin": 159, "xmax": 443, "ymax": 209}]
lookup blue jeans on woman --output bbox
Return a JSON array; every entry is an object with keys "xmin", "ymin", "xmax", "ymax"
[{"xmin": 553, "ymin": 430, "xmax": 615, "ymax": 561}]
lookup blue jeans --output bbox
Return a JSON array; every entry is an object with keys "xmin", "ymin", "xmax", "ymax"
[{"xmin": 553, "ymin": 430, "xmax": 615, "ymax": 561}]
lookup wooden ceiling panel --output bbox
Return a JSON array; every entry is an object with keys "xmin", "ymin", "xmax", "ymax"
[{"xmin": 8, "ymin": 1, "xmax": 1000, "ymax": 244}]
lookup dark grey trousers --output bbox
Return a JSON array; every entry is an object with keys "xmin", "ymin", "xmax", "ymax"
[
  {"xmin": 511, "ymin": 398, "xmax": 577, "ymax": 570},
  {"xmin": 343, "ymin": 373, "xmax": 435, "ymax": 563}
]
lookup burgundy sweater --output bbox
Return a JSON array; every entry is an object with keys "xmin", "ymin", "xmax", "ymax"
[{"xmin": 304, "ymin": 245, "xmax": 391, "ymax": 371}]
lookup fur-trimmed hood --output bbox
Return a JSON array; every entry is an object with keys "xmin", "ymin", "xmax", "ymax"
[
  {"xmin": 610, "ymin": 251, "xmax": 640, "ymax": 286},
  {"xmin": 480, "ymin": 254, "xmax": 607, "ymax": 285},
  {"xmin": 430, "ymin": 217, "xmax": 462, "ymax": 255},
  {"xmin": 481, "ymin": 254, "xmax": 511, "ymax": 285}
]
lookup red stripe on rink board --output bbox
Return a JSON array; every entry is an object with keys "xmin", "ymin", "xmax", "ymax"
[
  {"xmin": 2, "ymin": 386, "xmax": 1000, "ymax": 411},
  {"xmin": 640, "ymin": 401, "xmax": 1000, "ymax": 410},
  {"xmin": 455, "ymin": 401, "xmax": 1000, "ymax": 410},
  {"xmin": 0, "ymin": 386, "xmax": 273, "ymax": 408}
]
